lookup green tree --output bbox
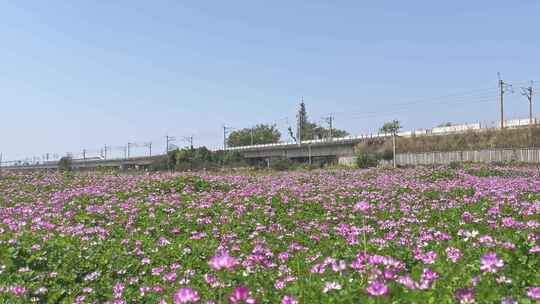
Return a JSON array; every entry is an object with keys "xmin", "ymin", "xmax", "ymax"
[
  {"xmin": 227, "ymin": 124, "xmax": 281, "ymax": 147},
  {"xmin": 380, "ymin": 120, "xmax": 402, "ymax": 135},
  {"xmin": 294, "ymin": 101, "xmax": 349, "ymax": 140}
]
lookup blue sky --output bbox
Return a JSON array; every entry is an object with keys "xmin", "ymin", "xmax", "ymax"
[{"xmin": 1, "ymin": 1, "xmax": 539, "ymax": 161}]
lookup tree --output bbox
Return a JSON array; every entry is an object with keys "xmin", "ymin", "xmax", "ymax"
[
  {"xmin": 294, "ymin": 101, "xmax": 349, "ymax": 141},
  {"xmin": 380, "ymin": 120, "xmax": 402, "ymax": 135},
  {"xmin": 227, "ymin": 124, "xmax": 281, "ymax": 147},
  {"xmin": 297, "ymin": 101, "xmax": 309, "ymax": 141},
  {"xmin": 437, "ymin": 122, "xmax": 452, "ymax": 127}
]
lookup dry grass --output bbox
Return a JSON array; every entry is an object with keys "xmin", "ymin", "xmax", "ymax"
[{"xmin": 356, "ymin": 127, "xmax": 540, "ymax": 154}]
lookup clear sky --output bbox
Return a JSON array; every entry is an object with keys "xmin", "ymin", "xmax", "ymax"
[{"xmin": 1, "ymin": 1, "xmax": 539, "ymax": 161}]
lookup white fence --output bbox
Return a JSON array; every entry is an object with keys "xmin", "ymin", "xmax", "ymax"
[{"xmin": 395, "ymin": 148, "xmax": 540, "ymax": 166}]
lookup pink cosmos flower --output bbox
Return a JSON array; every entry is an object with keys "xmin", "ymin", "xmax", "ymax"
[
  {"xmin": 480, "ymin": 252, "xmax": 504, "ymax": 273},
  {"xmin": 209, "ymin": 252, "xmax": 239, "ymax": 271},
  {"xmin": 366, "ymin": 281, "xmax": 389, "ymax": 297},
  {"xmin": 173, "ymin": 288, "xmax": 200, "ymax": 303}
]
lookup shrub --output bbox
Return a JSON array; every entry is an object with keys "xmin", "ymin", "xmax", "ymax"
[
  {"xmin": 270, "ymin": 158, "xmax": 298, "ymax": 171},
  {"xmin": 356, "ymin": 152, "xmax": 378, "ymax": 168}
]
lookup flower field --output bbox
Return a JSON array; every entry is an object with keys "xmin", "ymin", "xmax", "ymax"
[{"xmin": 0, "ymin": 167, "xmax": 539, "ymax": 303}]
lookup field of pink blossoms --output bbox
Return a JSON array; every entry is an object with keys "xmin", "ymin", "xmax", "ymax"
[{"xmin": 0, "ymin": 167, "xmax": 539, "ymax": 303}]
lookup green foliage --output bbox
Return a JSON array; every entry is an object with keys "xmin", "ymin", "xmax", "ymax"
[
  {"xmin": 437, "ymin": 122, "xmax": 453, "ymax": 127},
  {"xmin": 356, "ymin": 152, "xmax": 378, "ymax": 168},
  {"xmin": 270, "ymin": 158, "xmax": 298, "ymax": 171},
  {"xmin": 466, "ymin": 167, "xmax": 505, "ymax": 177},
  {"xmin": 227, "ymin": 124, "xmax": 281, "ymax": 147},
  {"xmin": 424, "ymin": 169, "xmax": 455, "ymax": 181},
  {"xmin": 295, "ymin": 102, "xmax": 349, "ymax": 141},
  {"xmin": 150, "ymin": 147, "xmax": 248, "ymax": 171},
  {"xmin": 379, "ymin": 120, "xmax": 402, "ymax": 135}
]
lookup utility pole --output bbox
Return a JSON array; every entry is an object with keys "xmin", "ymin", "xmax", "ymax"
[
  {"xmin": 521, "ymin": 81, "xmax": 534, "ymax": 127},
  {"xmin": 148, "ymin": 142, "xmax": 152, "ymax": 156},
  {"xmin": 127, "ymin": 143, "xmax": 132, "ymax": 159},
  {"xmin": 223, "ymin": 126, "xmax": 227, "ymax": 149},
  {"xmin": 0, "ymin": 153, "xmax": 3, "ymax": 178},
  {"xmin": 324, "ymin": 115, "xmax": 333, "ymax": 140},
  {"xmin": 103, "ymin": 145, "xmax": 108, "ymax": 160},
  {"xmin": 82, "ymin": 149, "xmax": 86, "ymax": 160},
  {"xmin": 498, "ymin": 73, "xmax": 512, "ymax": 129},
  {"xmin": 165, "ymin": 135, "xmax": 176, "ymax": 171},
  {"xmin": 250, "ymin": 128, "xmax": 254, "ymax": 145}
]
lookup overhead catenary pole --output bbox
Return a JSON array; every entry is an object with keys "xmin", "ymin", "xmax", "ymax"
[
  {"xmin": 324, "ymin": 114, "xmax": 333, "ymax": 140},
  {"xmin": 521, "ymin": 82, "xmax": 534, "ymax": 127},
  {"xmin": 498, "ymin": 73, "xmax": 511, "ymax": 129},
  {"xmin": 127, "ymin": 143, "xmax": 132, "ymax": 159},
  {"xmin": 223, "ymin": 126, "xmax": 227, "ymax": 149},
  {"xmin": 165, "ymin": 135, "xmax": 176, "ymax": 171}
]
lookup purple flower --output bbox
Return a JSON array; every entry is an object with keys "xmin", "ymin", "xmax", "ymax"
[
  {"xmin": 162, "ymin": 272, "xmax": 177, "ymax": 282},
  {"xmin": 500, "ymin": 297, "xmax": 517, "ymax": 304},
  {"xmin": 209, "ymin": 252, "xmax": 239, "ymax": 271},
  {"xmin": 446, "ymin": 246, "xmax": 462, "ymax": 262},
  {"xmin": 455, "ymin": 288, "xmax": 475, "ymax": 304},
  {"xmin": 322, "ymin": 282, "xmax": 342, "ymax": 293},
  {"xmin": 174, "ymin": 288, "xmax": 200, "ymax": 303},
  {"xmin": 228, "ymin": 285, "xmax": 256, "ymax": 304},
  {"xmin": 281, "ymin": 295, "xmax": 298, "ymax": 304},
  {"xmin": 480, "ymin": 252, "xmax": 504, "ymax": 273},
  {"xmin": 527, "ymin": 286, "xmax": 540, "ymax": 300},
  {"xmin": 354, "ymin": 201, "xmax": 371, "ymax": 213},
  {"xmin": 113, "ymin": 283, "xmax": 124, "ymax": 298},
  {"xmin": 366, "ymin": 281, "xmax": 389, "ymax": 297},
  {"xmin": 10, "ymin": 285, "xmax": 26, "ymax": 296}
]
